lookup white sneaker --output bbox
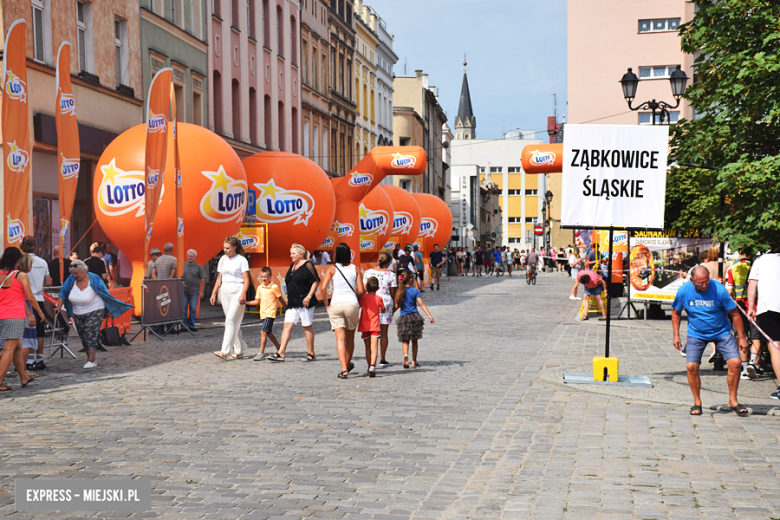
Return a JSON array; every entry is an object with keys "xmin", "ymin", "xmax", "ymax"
[
  {"xmin": 569, "ymin": 295, "xmax": 581, "ymax": 300},
  {"xmin": 83, "ymin": 361, "xmax": 97, "ymax": 369}
]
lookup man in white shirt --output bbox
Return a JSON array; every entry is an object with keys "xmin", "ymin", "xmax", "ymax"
[
  {"xmin": 21, "ymin": 235, "xmax": 51, "ymax": 370},
  {"xmin": 748, "ymin": 250, "xmax": 780, "ymax": 399}
]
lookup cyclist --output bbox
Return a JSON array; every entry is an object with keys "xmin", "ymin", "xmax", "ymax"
[{"xmin": 526, "ymin": 248, "xmax": 539, "ymax": 282}]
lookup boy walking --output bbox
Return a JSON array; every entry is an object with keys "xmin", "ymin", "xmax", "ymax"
[
  {"xmin": 358, "ymin": 276, "xmax": 386, "ymax": 377},
  {"xmin": 248, "ymin": 267, "xmax": 285, "ymax": 360}
]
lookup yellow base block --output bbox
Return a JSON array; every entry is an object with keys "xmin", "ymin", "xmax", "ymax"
[{"xmin": 593, "ymin": 356, "xmax": 619, "ymax": 382}]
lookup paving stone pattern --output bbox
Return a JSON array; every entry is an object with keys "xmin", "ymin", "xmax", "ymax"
[{"xmin": 2, "ymin": 272, "xmax": 780, "ymax": 519}]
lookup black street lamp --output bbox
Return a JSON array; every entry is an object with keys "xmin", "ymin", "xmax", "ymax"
[
  {"xmin": 619, "ymin": 65, "xmax": 688, "ymax": 125},
  {"xmin": 544, "ymin": 190, "xmax": 553, "ymax": 252}
]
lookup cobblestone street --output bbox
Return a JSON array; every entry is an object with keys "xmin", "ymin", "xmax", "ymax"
[{"xmin": 3, "ymin": 272, "xmax": 780, "ymax": 519}]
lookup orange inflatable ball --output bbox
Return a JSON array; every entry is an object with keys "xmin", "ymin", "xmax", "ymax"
[
  {"xmin": 380, "ymin": 184, "xmax": 421, "ymax": 251},
  {"xmin": 242, "ymin": 152, "xmax": 336, "ymax": 265},
  {"xmin": 358, "ymin": 185, "xmax": 394, "ymax": 263},
  {"xmin": 411, "ymin": 193, "xmax": 454, "ymax": 253}
]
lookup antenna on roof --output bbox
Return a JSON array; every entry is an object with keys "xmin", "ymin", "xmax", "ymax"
[
  {"xmin": 404, "ymin": 58, "xmax": 407, "ymax": 75},
  {"xmin": 463, "ymin": 52, "xmax": 467, "ymax": 72},
  {"xmin": 553, "ymin": 93, "xmax": 557, "ymax": 123}
]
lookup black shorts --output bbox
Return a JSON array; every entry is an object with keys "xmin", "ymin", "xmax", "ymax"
[
  {"xmin": 261, "ymin": 317, "xmax": 275, "ymax": 334},
  {"xmin": 35, "ymin": 301, "xmax": 45, "ymax": 336},
  {"xmin": 417, "ymin": 270, "xmax": 424, "ymax": 280},
  {"xmin": 757, "ymin": 311, "xmax": 780, "ymax": 342}
]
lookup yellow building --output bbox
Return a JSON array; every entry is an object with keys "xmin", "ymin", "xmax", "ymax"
[{"xmin": 353, "ymin": 0, "xmax": 379, "ymax": 160}]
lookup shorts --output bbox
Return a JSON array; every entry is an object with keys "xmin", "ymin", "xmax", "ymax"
[
  {"xmin": 417, "ymin": 270, "xmax": 424, "ymax": 280},
  {"xmin": 361, "ymin": 331, "xmax": 381, "ymax": 339},
  {"xmin": 757, "ymin": 311, "xmax": 780, "ymax": 342},
  {"xmin": 0, "ymin": 318, "xmax": 26, "ymax": 339},
  {"xmin": 584, "ymin": 285, "xmax": 603, "ymax": 296},
  {"xmin": 327, "ymin": 301, "xmax": 360, "ymax": 330},
  {"xmin": 260, "ymin": 317, "xmax": 275, "ymax": 334},
  {"xmin": 686, "ymin": 333, "xmax": 739, "ymax": 364},
  {"xmin": 733, "ymin": 303, "xmax": 759, "ymax": 340},
  {"xmin": 284, "ymin": 306, "xmax": 315, "ymax": 327},
  {"xmin": 431, "ymin": 267, "xmax": 442, "ymax": 279},
  {"xmin": 571, "ymin": 267, "xmax": 580, "ymax": 279},
  {"xmin": 35, "ymin": 300, "xmax": 45, "ymax": 336}
]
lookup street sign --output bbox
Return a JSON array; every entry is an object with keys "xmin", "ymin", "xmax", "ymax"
[{"xmin": 534, "ymin": 224, "xmax": 543, "ymax": 235}]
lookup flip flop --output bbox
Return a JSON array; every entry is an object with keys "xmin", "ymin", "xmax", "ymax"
[
  {"xmin": 690, "ymin": 405, "xmax": 702, "ymax": 416},
  {"xmin": 337, "ymin": 370, "xmax": 348, "ymax": 379},
  {"xmin": 303, "ymin": 353, "xmax": 316, "ymax": 361},
  {"xmin": 0, "ymin": 384, "xmax": 11, "ymax": 391},
  {"xmin": 268, "ymin": 353, "xmax": 285, "ymax": 362},
  {"xmin": 403, "ymin": 356, "xmax": 409, "ymax": 369},
  {"xmin": 730, "ymin": 404, "xmax": 749, "ymax": 417},
  {"xmin": 214, "ymin": 351, "xmax": 227, "ymax": 360},
  {"xmin": 21, "ymin": 375, "xmax": 34, "ymax": 388}
]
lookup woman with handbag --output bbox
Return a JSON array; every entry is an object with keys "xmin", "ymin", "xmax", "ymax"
[
  {"xmin": 270, "ymin": 244, "xmax": 321, "ymax": 361},
  {"xmin": 210, "ymin": 236, "xmax": 251, "ymax": 361},
  {"xmin": 319, "ymin": 243, "xmax": 365, "ymax": 379}
]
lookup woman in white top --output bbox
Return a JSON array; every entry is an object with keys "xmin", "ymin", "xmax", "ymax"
[
  {"xmin": 210, "ymin": 237, "xmax": 250, "ymax": 361},
  {"xmin": 363, "ymin": 251, "xmax": 397, "ymax": 367},
  {"xmin": 319, "ymin": 243, "xmax": 365, "ymax": 379}
]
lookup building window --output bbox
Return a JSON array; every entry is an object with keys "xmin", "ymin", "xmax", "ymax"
[
  {"xmin": 291, "ymin": 107, "xmax": 299, "ymax": 153},
  {"xmin": 400, "ymin": 180, "xmax": 410, "ymax": 191},
  {"xmin": 264, "ymin": 94, "xmax": 272, "ymax": 147},
  {"xmin": 290, "ymin": 16, "xmax": 297, "ymax": 65},
  {"xmin": 32, "ymin": 0, "xmax": 48, "ymax": 64},
  {"xmin": 507, "ymin": 189, "xmax": 522, "ymax": 196},
  {"xmin": 278, "ymin": 101, "xmax": 285, "ymax": 151},
  {"xmin": 399, "ymin": 137, "xmax": 410, "ymax": 146},
  {"xmin": 508, "ymin": 217, "xmax": 522, "ymax": 223},
  {"xmin": 173, "ymin": 0, "xmax": 184, "ymax": 28},
  {"xmin": 212, "ymin": 0, "xmax": 221, "ymax": 18},
  {"xmin": 77, "ymin": 1, "xmax": 94, "ymax": 73},
  {"xmin": 302, "ymin": 39, "xmax": 308, "ymax": 83},
  {"xmin": 508, "ymin": 167, "xmax": 522, "ymax": 173},
  {"xmin": 231, "ymin": 0, "xmax": 239, "ymax": 28},
  {"xmin": 638, "ymin": 18, "xmax": 681, "ymax": 33},
  {"xmin": 262, "ymin": 0, "xmax": 270, "ymax": 46},
  {"xmin": 173, "ymin": 67, "xmax": 185, "ymax": 121},
  {"xmin": 303, "ymin": 119, "xmax": 310, "ymax": 159},
  {"xmin": 115, "ymin": 18, "xmax": 129, "ymax": 87},
  {"xmin": 192, "ymin": 0, "xmax": 203, "ymax": 39},
  {"xmin": 276, "ymin": 6, "xmax": 283, "ymax": 56},
  {"xmin": 232, "ymin": 79, "xmax": 240, "ymax": 139},
  {"xmin": 249, "ymin": 87, "xmax": 257, "ymax": 144},
  {"xmin": 338, "ymin": 53, "xmax": 344, "ymax": 93},
  {"xmin": 213, "ymin": 70, "xmax": 223, "ymax": 134},
  {"xmin": 525, "ymin": 217, "xmax": 538, "ymax": 223},
  {"xmin": 639, "ymin": 111, "xmax": 679, "ymax": 125},
  {"xmin": 525, "ymin": 189, "xmax": 538, "ymax": 196},
  {"xmin": 489, "ymin": 167, "xmax": 503, "ymax": 173},
  {"xmin": 346, "ymin": 59, "xmax": 352, "ymax": 98},
  {"xmin": 192, "ymin": 74, "xmax": 204, "ymax": 126},
  {"xmin": 312, "ymin": 45, "xmax": 319, "ymax": 90},
  {"xmin": 322, "ymin": 129, "xmax": 328, "ymax": 170},
  {"xmin": 478, "ymin": 167, "xmax": 485, "ymax": 173},
  {"xmin": 313, "ymin": 125, "xmax": 319, "ymax": 164},
  {"xmin": 150, "ymin": 53, "xmax": 165, "ymax": 76},
  {"xmin": 638, "ymin": 65, "xmax": 681, "ymax": 79},
  {"xmin": 247, "ymin": 0, "xmax": 255, "ymax": 38},
  {"xmin": 508, "ymin": 238, "xmax": 521, "ymax": 244}
]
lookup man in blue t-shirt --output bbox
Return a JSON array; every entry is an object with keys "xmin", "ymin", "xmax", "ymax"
[{"xmin": 672, "ymin": 265, "xmax": 748, "ymax": 416}]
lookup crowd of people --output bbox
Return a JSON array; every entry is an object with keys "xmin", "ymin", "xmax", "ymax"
[{"xmin": 449, "ymin": 245, "xmax": 574, "ymax": 279}]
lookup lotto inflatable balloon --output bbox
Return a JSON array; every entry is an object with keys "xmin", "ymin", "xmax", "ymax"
[
  {"xmin": 330, "ymin": 146, "xmax": 425, "ymax": 265},
  {"xmin": 521, "ymin": 143, "xmax": 563, "ymax": 174},
  {"xmin": 318, "ymin": 178, "xmax": 343, "ymax": 251},
  {"xmin": 380, "ymin": 184, "xmax": 421, "ymax": 252},
  {"xmin": 412, "ymin": 193, "xmax": 454, "ymax": 254},
  {"xmin": 242, "ymin": 152, "xmax": 336, "ymax": 291},
  {"xmin": 94, "ymin": 123, "xmax": 247, "ymax": 315},
  {"xmin": 358, "ymin": 186, "xmax": 394, "ymax": 268}
]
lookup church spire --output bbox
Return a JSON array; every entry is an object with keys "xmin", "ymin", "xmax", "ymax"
[{"xmin": 455, "ymin": 54, "xmax": 476, "ymax": 140}]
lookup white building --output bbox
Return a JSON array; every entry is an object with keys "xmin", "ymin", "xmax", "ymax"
[{"xmin": 375, "ymin": 11, "xmax": 397, "ymax": 146}]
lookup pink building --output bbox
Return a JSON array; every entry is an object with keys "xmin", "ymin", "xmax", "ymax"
[
  {"xmin": 208, "ymin": 0, "xmax": 300, "ymax": 157},
  {"xmin": 568, "ymin": 0, "xmax": 695, "ymax": 126}
]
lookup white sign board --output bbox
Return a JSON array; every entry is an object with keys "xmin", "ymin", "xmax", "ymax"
[{"xmin": 561, "ymin": 124, "xmax": 669, "ymax": 229}]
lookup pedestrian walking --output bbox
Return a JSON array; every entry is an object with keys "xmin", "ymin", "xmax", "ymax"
[
  {"xmin": 0, "ymin": 247, "xmax": 44, "ymax": 390},
  {"xmin": 747, "ymin": 248, "xmax": 780, "ymax": 398},
  {"xmin": 363, "ymin": 251, "xmax": 397, "ymax": 367},
  {"xmin": 394, "ymin": 270, "xmax": 434, "ymax": 369},
  {"xmin": 246, "ymin": 266, "xmax": 284, "ymax": 361},
  {"xmin": 569, "ymin": 249, "xmax": 583, "ymax": 300},
  {"xmin": 413, "ymin": 245, "xmax": 425, "ymax": 291},
  {"xmin": 725, "ymin": 250, "xmax": 762, "ymax": 379},
  {"xmin": 20, "ymin": 235, "xmax": 51, "ymax": 371},
  {"xmin": 463, "ymin": 247, "xmax": 471, "ymax": 276},
  {"xmin": 672, "ymin": 266, "xmax": 748, "ymax": 416},
  {"xmin": 358, "ymin": 276, "xmax": 385, "ymax": 377},
  {"xmin": 428, "ymin": 244, "xmax": 445, "ymax": 290},
  {"xmin": 55, "ymin": 259, "xmax": 133, "ymax": 369},
  {"xmin": 320, "ymin": 243, "xmax": 365, "ymax": 379},
  {"xmin": 210, "ymin": 237, "xmax": 250, "ymax": 361},
  {"xmin": 182, "ymin": 249, "xmax": 205, "ymax": 331},
  {"xmin": 271, "ymin": 244, "xmax": 320, "ymax": 361}
]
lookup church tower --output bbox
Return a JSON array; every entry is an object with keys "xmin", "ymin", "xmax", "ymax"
[{"xmin": 454, "ymin": 57, "xmax": 476, "ymax": 140}]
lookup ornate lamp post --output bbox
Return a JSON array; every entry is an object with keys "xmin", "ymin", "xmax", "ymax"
[{"xmin": 619, "ymin": 65, "xmax": 689, "ymax": 125}]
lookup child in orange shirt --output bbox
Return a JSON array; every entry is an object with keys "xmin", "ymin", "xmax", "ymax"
[
  {"xmin": 358, "ymin": 277, "xmax": 386, "ymax": 377},
  {"xmin": 246, "ymin": 267, "xmax": 285, "ymax": 360}
]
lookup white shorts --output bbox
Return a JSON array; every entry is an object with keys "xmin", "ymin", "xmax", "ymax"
[
  {"xmin": 284, "ymin": 306, "xmax": 315, "ymax": 327},
  {"xmin": 571, "ymin": 267, "xmax": 580, "ymax": 279}
]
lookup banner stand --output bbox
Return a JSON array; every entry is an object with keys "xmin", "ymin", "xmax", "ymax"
[
  {"xmin": 616, "ymin": 233, "xmax": 643, "ymax": 320},
  {"xmin": 130, "ymin": 279, "xmax": 193, "ymax": 342}
]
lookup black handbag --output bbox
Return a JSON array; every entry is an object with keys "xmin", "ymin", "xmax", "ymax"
[{"xmin": 101, "ymin": 326, "xmax": 121, "ymax": 346}]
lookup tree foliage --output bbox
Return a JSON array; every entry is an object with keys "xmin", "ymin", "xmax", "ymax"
[{"xmin": 667, "ymin": 0, "xmax": 780, "ymax": 252}]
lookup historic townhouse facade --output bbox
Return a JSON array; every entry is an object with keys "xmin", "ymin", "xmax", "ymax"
[
  {"xmin": 208, "ymin": 0, "xmax": 301, "ymax": 158},
  {"xmin": 326, "ymin": 0, "xmax": 356, "ymax": 176},
  {"xmin": 352, "ymin": 0, "xmax": 378, "ymax": 161},
  {"xmin": 374, "ymin": 9, "xmax": 396, "ymax": 147},
  {"xmin": 300, "ymin": 0, "xmax": 332, "ymax": 172}
]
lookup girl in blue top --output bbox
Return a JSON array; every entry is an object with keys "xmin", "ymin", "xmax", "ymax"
[{"xmin": 394, "ymin": 270, "xmax": 434, "ymax": 368}]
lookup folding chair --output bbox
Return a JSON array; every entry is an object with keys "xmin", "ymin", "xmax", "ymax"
[{"xmin": 41, "ymin": 294, "xmax": 75, "ymax": 359}]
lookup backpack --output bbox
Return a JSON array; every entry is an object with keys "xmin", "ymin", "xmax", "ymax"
[{"xmin": 397, "ymin": 255, "xmax": 414, "ymax": 273}]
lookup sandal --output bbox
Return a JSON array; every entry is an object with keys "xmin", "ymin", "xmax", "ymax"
[
  {"xmin": 690, "ymin": 405, "xmax": 702, "ymax": 416},
  {"xmin": 0, "ymin": 384, "xmax": 11, "ymax": 391},
  {"xmin": 214, "ymin": 351, "xmax": 228, "ymax": 360},
  {"xmin": 730, "ymin": 404, "xmax": 749, "ymax": 417},
  {"xmin": 598, "ymin": 317, "xmax": 607, "ymax": 321},
  {"xmin": 347, "ymin": 362, "xmax": 354, "ymax": 373},
  {"xmin": 411, "ymin": 362, "xmax": 421, "ymax": 368},
  {"xmin": 268, "ymin": 353, "xmax": 285, "ymax": 362},
  {"xmin": 225, "ymin": 354, "xmax": 239, "ymax": 361},
  {"xmin": 21, "ymin": 375, "xmax": 34, "ymax": 387},
  {"xmin": 303, "ymin": 353, "xmax": 316, "ymax": 361},
  {"xmin": 337, "ymin": 370, "xmax": 349, "ymax": 379},
  {"xmin": 403, "ymin": 356, "xmax": 409, "ymax": 369}
]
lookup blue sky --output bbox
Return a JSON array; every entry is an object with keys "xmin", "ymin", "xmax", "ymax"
[{"xmin": 367, "ymin": 0, "xmax": 567, "ymax": 140}]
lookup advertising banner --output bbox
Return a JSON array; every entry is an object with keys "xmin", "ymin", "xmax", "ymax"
[
  {"xmin": 3, "ymin": 20, "xmax": 30, "ymax": 248},
  {"xmin": 55, "ymin": 42, "xmax": 80, "ymax": 280},
  {"xmin": 561, "ymin": 124, "xmax": 669, "ymax": 229},
  {"xmin": 143, "ymin": 278, "xmax": 183, "ymax": 324},
  {"xmin": 237, "ymin": 226, "xmax": 265, "ymax": 254},
  {"xmin": 144, "ymin": 68, "xmax": 172, "ymax": 271},
  {"xmin": 629, "ymin": 229, "xmax": 714, "ymax": 302},
  {"xmin": 170, "ymin": 86, "xmax": 185, "ymax": 273}
]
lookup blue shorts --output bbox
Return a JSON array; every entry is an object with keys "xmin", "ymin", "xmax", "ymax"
[
  {"xmin": 584, "ymin": 285, "xmax": 603, "ymax": 296},
  {"xmin": 260, "ymin": 317, "xmax": 275, "ymax": 334},
  {"xmin": 686, "ymin": 333, "xmax": 739, "ymax": 364}
]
